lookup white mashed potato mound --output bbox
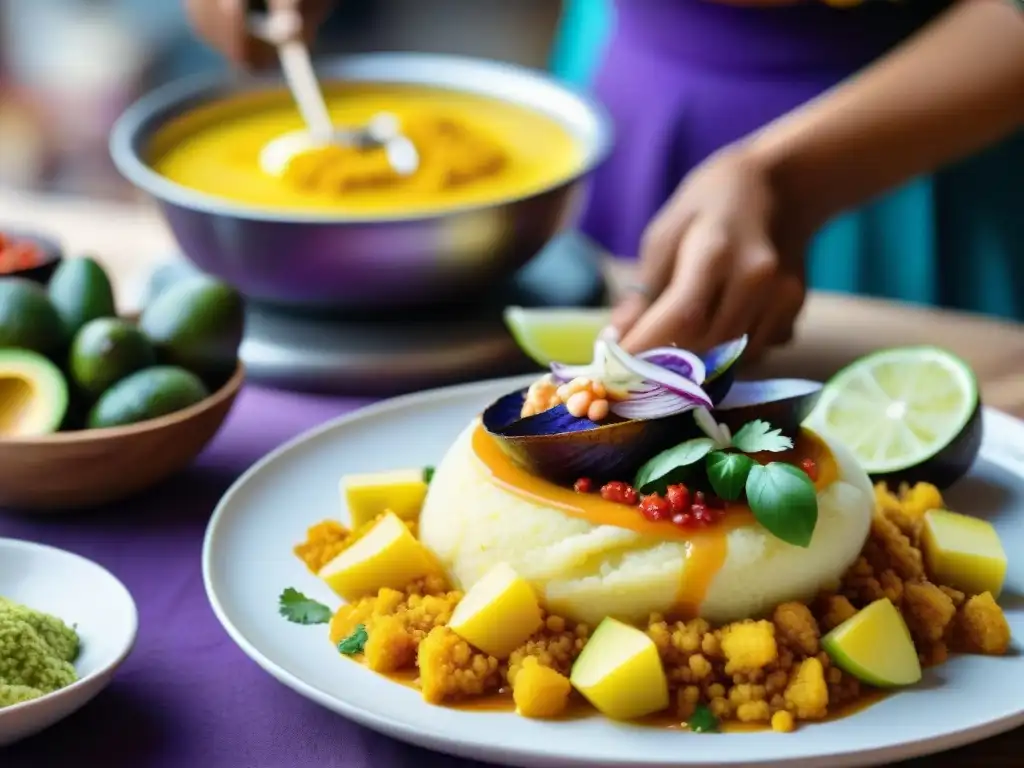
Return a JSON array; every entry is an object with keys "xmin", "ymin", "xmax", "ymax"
[{"xmin": 418, "ymin": 420, "xmax": 874, "ymax": 626}]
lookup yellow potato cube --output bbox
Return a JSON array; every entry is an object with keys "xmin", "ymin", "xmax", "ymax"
[
  {"xmin": 569, "ymin": 617, "xmax": 669, "ymax": 720},
  {"xmin": 318, "ymin": 511, "xmax": 436, "ymax": 601},
  {"xmin": 449, "ymin": 562, "xmax": 543, "ymax": 659},
  {"xmin": 342, "ymin": 469, "xmax": 428, "ymax": 529},
  {"xmin": 513, "ymin": 658, "xmax": 572, "ymax": 719},
  {"xmin": 921, "ymin": 509, "xmax": 1007, "ymax": 598}
]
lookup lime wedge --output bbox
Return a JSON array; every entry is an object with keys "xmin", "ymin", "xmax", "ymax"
[
  {"xmin": 503, "ymin": 306, "xmax": 611, "ymax": 367},
  {"xmin": 808, "ymin": 346, "xmax": 980, "ymax": 476},
  {"xmin": 822, "ymin": 598, "xmax": 922, "ymax": 687}
]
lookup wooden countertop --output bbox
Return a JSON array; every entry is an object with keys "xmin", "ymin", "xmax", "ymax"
[{"xmin": 2, "ymin": 187, "xmax": 1023, "ymax": 764}]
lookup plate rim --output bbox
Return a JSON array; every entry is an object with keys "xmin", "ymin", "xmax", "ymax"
[
  {"xmin": 0, "ymin": 537, "xmax": 140, "ymax": 719},
  {"xmin": 202, "ymin": 375, "xmax": 1024, "ymax": 768}
]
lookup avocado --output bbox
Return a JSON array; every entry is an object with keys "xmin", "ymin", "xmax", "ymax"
[
  {"xmin": 0, "ymin": 348, "xmax": 69, "ymax": 437},
  {"xmin": 87, "ymin": 365, "xmax": 210, "ymax": 429},
  {"xmin": 0, "ymin": 278, "xmax": 67, "ymax": 358},
  {"xmin": 69, "ymin": 317, "xmax": 156, "ymax": 398},
  {"xmin": 138, "ymin": 276, "xmax": 244, "ymax": 387},
  {"xmin": 47, "ymin": 256, "xmax": 117, "ymax": 339}
]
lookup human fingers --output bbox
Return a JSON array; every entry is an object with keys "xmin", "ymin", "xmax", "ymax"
[
  {"xmin": 620, "ymin": 221, "xmax": 730, "ymax": 353},
  {"xmin": 185, "ymin": 0, "xmax": 272, "ymax": 68},
  {"xmin": 704, "ymin": 236, "xmax": 777, "ymax": 347},
  {"xmin": 611, "ymin": 203, "xmax": 696, "ymax": 338},
  {"xmin": 747, "ymin": 274, "xmax": 805, "ymax": 358}
]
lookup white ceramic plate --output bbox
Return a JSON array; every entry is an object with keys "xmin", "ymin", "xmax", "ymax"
[
  {"xmin": 0, "ymin": 538, "xmax": 138, "ymax": 747},
  {"xmin": 203, "ymin": 375, "xmax": 1024, "ymax": 768}
]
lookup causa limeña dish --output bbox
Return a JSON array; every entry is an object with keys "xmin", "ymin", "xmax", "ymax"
[{"xmin": 281, "ymin": 333, "xmax": 1011, "ymax": 733}]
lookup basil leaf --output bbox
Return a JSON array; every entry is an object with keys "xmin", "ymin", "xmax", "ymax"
[
  {"xmin": 706, "ymin": 451, "xmax": 755, "ymax": 501},
  {"xmin": 634, "ymin": 438, "xmax": 715, "ymax": 492},
  {"xmin": 745, "ymin": 462, "xmax": 819, "ymax": 548}
]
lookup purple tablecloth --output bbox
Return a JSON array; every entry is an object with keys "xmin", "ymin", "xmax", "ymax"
[{"xmin": 1, "ymin": 386, "xmax": 495, "ymax": 768}]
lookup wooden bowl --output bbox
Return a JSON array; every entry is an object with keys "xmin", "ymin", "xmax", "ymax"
[{"xmin": 0, "ymin": 363, "xmax": 244, "ymax": 511}]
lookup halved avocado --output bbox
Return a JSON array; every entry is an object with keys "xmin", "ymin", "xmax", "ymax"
[{"xmin": 0, "ymin": 348, "xmax": 69, "ymax": 437}]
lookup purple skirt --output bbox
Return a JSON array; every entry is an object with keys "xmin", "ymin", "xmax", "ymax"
[{"xmin": 580, "ymin": 0, "xmax": 949, "ymax": 257}]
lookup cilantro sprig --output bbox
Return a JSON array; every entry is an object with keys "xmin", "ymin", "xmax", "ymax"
[
  {"xmin": 687, "ymin": 703, "xmax": 719, "ymax": 733},
  {"xmin": 634, "ymin": 412, "xmax": 818, "ymax": 548},
  {"xmin": 338, "ymin": 624, "xmax": 368, "ymax": 655},
  {"xmin": 278, "ymin": 588, "xmax": 333, "ymax": 625}
]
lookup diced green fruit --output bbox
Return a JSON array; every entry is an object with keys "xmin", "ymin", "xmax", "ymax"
[
  {"xmin": 139, "ymin": 276, "xmax": 244, "ymax": 387},
  {"xmin": 0, "ymin": 278, "xmax": 67, "ymax": 358},
  {"xmin": 503, "ymin": 306, "xmax": 611, "ymax": 367},
  {"xmin": 87, "ymin": 365, "xmax": 210, "ymax": 429},
  {"xmin": 342, "ymin": 468, "xmax": 428, "ymax": 528},
  {"xmin": 569, "ymin": 617, "xmax": 669, "ymax": 720},
  {"xmin": 0, "ymin": 348, "xmax": 69, "ymax": 437},
  {"xmin": 821, "ymin": 598, "xmax": 922, "ymax": 687},
  {"xmin": 47, "ymin": 256, "xmax": 116, "ymax": 339},
  {"xmin": 70, "ymin": 317, "xmax": 156, "ymax": 398},
  {"xmin": 808, "ymin": 346, "xmax": 980, "ymax": 489},
  {"xmin": 449, "ymin": 562, "xmax": 543, "ymax": 659},
  {"xmin": 921, "ymin": 509, "xmax": 1007, "ymax": 598}
]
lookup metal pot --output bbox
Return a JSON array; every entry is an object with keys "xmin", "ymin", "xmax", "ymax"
[{"xmin": 109, "ymin": 53, "xmax": 613, "ymax": 311}]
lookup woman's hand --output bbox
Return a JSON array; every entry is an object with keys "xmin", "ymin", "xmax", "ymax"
[
  {"xmin": 612, "ymin": 146, "xmax": 811, "ymax": 359},
  {"xmin": 185, "ymin": 0, "xmax": 335, "ymax": 69}
]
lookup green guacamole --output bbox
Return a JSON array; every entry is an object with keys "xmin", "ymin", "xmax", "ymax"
[{"xmin": 0, "ymin": 597, "xmax": 80, "ymax": 708}]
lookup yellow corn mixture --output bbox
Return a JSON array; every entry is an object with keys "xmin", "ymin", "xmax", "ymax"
[
  {"xmin": 282, "ymin": 116, "xmax": 508, "ymax": 197},
  {"xmin": 295, "ymin": 483, "xmax": 1011, "ymax": 731}
]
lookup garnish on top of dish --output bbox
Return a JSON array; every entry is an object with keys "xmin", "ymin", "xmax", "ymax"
[{"xmin": 276, "ymin": 336, "xmax": 1007, "ymax": 735}]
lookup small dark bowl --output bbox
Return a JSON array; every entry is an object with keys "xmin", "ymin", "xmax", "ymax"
[{"xmin": 0, "ymin": 230, "xmax": 63, "ymax": 286}]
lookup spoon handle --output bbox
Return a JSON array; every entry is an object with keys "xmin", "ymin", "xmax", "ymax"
[
  {"xmin": 277, "ymin": 39, "xmax": 335, "ymax": 143},
  {"xmin": 246, "ymin": 1, "xmax": 334, "ymax": 144}
]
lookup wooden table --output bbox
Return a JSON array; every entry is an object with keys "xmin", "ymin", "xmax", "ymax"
[{"xmin": 2, "ymin": 187, "xmax": 1023, "ymax": 765}]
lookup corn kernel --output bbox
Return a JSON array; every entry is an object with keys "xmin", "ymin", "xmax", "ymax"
[
  {"xmin": 587, "ymin": 398, "xmax": 609, "ymax": 422},
  {"xmin": 566, "ymin": 391, "xmax": 593, "ymax": 418},
  {"xmin": 771, "ymin": 710, "xmax": 795, "ymax": 733}
]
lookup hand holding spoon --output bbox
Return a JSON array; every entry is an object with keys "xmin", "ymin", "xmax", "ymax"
[{"xmin": 249, "ymin": 0, "xmax": 419, "ymax": 177}]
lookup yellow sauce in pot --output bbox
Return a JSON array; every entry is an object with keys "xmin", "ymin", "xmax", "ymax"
[{"xmin": 148, "ymin": 84, "xmax": 585, "ymax": 217}]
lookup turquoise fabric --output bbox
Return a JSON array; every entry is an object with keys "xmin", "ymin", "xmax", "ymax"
[
  {"xmin": 549, "ymin": 1, "xmax": 1024, "ymax": 322},
  {"xmin": 549, "ymin": 0, "xmax": 613, "ymax": 87}
]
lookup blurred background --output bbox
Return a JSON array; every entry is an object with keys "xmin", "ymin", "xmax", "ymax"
[{"xmin": 0, "ymin": 0, "xmax": 611, "ymax": 201}]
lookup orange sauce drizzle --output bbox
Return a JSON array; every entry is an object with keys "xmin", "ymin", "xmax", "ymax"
[
  {"xmin": 386, "ymin": 668, "xmax": 889, "ymax": 729},
  {"xmin": 470, "ymin": 423, "xmax": 838, "ymax": 617}
]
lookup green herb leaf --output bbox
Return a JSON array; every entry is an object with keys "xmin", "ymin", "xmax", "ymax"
[
  {"xmin": 706, "ymin": 451, "xmax": 756, "ymax": 501},
  {"xmin": 423, "ymin": 466, "xmax": 436, "ymax": 484},
  {"xmin": 278, "ymin": 587, "xmax": 332, "ymax": 625},
  {"xmin": 745, "ymin": 462, "xmax": 819, "ymax": 548},
  {"xmin": 731, "ymin": 420, "xmax": 793, "ymax": 454},
  {"xmin": 338, "ymin": 624, "xmax": 368, "ymax": 655},
  {"xmin": 687, "ymin": 703, "xmax": 719, "ymax": 733},
  {"xmin": 634, "ymin": 438, "xmax": 715, "ymax": 492}
]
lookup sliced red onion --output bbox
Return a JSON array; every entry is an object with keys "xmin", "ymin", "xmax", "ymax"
[
  {"xmin": 550, "ymin": 338, "xmax": 607, "ymax": 382},
  {"xmin": 605, "ymin": 340, "xmax": 712, "ymax": 406},
  {"xmin": 637, "ymin": 347, "xmax": 707, "ymax": 385},
  {"xmin": 610, "ymin": 388, "xmax": 700, "ymax": 420},
  {"xmin": 693, "ymin": 406, "xmax": 732, "ymax": 448}
]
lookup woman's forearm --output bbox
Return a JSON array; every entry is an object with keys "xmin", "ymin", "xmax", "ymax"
[{"xmin": 744, "ymin": 0, "xmax": 1024, "ymax": 231}]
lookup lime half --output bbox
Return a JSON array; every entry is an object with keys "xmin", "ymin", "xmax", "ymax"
[
  {"xmin": 809, "ymin": 346, "xmax": 980, "ymax": 477},
  {"xmin": 503, "ymin": 306, "xmax": 612, "ymax": 367}
]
